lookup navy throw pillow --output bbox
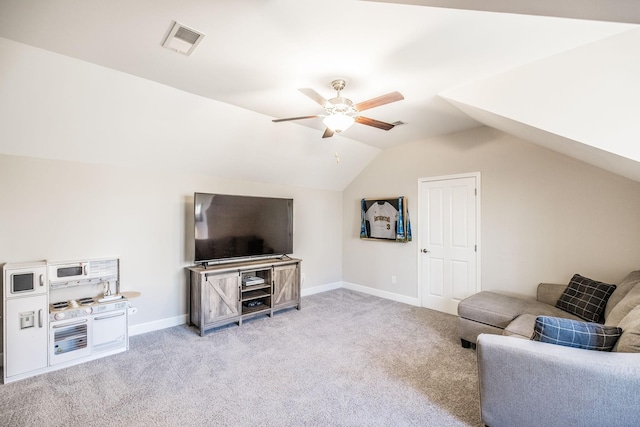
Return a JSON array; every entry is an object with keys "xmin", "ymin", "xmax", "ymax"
[
  {"xmin": 556, "ymin": 274, "xmax": 616, "ymax": 323},
  {"xmin": 532, "ymin": 316, "xmax": 622, "ymax": 351}
]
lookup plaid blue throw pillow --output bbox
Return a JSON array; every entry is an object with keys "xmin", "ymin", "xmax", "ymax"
[
  {"xmin": 532, "ymin": 316, "xmax": 622, "ymax": 351},
  {"xmin": 556, "ymin": 274, "xmax": 616, "ymax": 323}
]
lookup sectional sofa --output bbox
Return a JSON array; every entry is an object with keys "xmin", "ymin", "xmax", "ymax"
[{"xmin": 458, "ymin": 271, "xmax": 640, "ymax": 427}]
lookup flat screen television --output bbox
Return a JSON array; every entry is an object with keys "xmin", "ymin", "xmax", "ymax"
[{"xmin": 194, "ymin": 193, "xmax": 293, "ymax": 264}]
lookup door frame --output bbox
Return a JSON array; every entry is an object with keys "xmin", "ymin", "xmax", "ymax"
[{"xmin": 417, "ymin": 172, "xmax": 482, "ymax": 308}]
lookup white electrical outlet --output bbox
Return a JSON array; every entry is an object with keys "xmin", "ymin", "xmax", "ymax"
[{"xmin": 391, "ymin": 275, "xmax": 397, "ymax": 284}]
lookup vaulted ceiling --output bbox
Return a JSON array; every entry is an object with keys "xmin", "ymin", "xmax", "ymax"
[{"xmin": 1, "ymin": 0, "xmax": 639, "ymax": 189}]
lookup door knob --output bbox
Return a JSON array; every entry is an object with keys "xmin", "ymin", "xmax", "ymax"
[{"xmin": 422, "ymin": 249, "xmax": 430, "ymax": 253}]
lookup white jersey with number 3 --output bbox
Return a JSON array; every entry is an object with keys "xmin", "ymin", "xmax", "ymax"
[{"xmin": 366, "ymin": 202, "xmax": 398, "ymax": 239}]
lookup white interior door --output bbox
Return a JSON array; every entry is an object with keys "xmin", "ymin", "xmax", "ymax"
[{"xmin": 419, "ymin": 174, "xmax": 479, "ymax": 315}]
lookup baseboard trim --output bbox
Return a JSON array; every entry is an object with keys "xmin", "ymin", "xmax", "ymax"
[
  {"xmin": 301, "ymin": 281, "xmax": 342, "ymax": 296},
  {"xmin": 129, "ymin": 314, "xmax": 188, "ymax": 337},
  {"xmin": 342, "ymin": 281, "xmax": 421, "ymax": 307},
  {"xmin": 129, "ymin": 283, "xmax": 419, "ymax": 337}
]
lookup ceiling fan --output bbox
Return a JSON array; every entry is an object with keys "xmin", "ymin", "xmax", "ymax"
[{"xmin": 272, "ymin": 79, "xmax": 404, "ymax": 138}]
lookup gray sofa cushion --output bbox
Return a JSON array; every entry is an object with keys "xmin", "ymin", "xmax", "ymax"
[
  {"xmin": 556, "ymin": 274, "xmax": 616, "ymax": 323},
  {"xmin": 532, "ymin": 316, "xmax": 622, "ymax": 351},
  {"xmin": 605, "ymin": 270, "xmax": 640, "ymax": 321},
  {"xmin": 606, "ymin": 283, "xmax": 640, "ymax": 327},
  {"xmin": 520, "ymin": 301, "xmax": 583, "ymax": 320},
  {"xmin": 503, "ymin": 314, "xmax": 537, "ymax": 339},
  {"xmin": 458, "ymin": 291, "xmax": 530, "ymax": 329},
  {"xmin": 614, "ymin": 305, "xmax": 640, "ymax": 353},
  {"xmin": 537, "ymin": 283, "xmax": 568, "ymax": 306},
  {"xmin": 505, "ymin": 309, "xmax": 585, "ymax": 340}
]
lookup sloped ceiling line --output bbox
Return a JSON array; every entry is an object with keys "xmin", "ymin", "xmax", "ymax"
[{"xmin": 440, "ymin": 27, "xmax": 640, "ymax": 183}]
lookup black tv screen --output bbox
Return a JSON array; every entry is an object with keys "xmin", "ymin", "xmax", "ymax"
[{"xmin": 194, "ymin": 193, "xmax": 293, "ymax": 263}]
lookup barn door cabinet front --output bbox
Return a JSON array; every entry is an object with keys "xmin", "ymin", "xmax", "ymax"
[
  {"xmin": 273, "ymin": 263, "xmax": 301, "ymax": 310},
  {"xmin": 190, "ymin": 270, "xmax": 240, "ymax": 336}
]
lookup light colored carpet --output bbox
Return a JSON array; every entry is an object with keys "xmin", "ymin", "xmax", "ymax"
[{"xmin": 1, "ymin": 289, "xmax": 481, "ymax": 426}]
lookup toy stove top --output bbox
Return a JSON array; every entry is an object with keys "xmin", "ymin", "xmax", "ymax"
[
  {"xmin": 50, "ymin": 297, "xmax": 96, "ymax": 311},
  {"xmin": 49, "ymin": 295, "xmax": 126, "ymax": 321}
]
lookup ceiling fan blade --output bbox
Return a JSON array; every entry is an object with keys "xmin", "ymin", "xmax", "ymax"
[
  {"xmin": 322, "ymin": 128, "xmax": 334, "ymax": 138},
  {"xmin": 298, "ymin": 88, "xmax": 328, "ymax": 108},
  {"xmin": 272, "ymin": 115, "xmax": 320, "ymax": 123},
  {"xmin": 354, "ymin": 91, "xmax": 404, "ymax": 112},
  {"xmin": 355, "ymin": 116, "xmax": 395, "ymax": 131}
]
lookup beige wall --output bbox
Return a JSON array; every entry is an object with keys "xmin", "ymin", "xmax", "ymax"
[
  {"xmin": 3, "ymin": 125, "xmax": 640, "ymax": 331},
  {"xmin": 0, "ymin": 154, "xmax": 343, "ymax": 329},
  {"xmin": 342, "ymin": 127, "xmax": 640, "ymax": 300}
]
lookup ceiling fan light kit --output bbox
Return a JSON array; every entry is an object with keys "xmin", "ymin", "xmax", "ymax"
[
  {"xmin": 323, "ymin": 113, "xmax": 355, "ymax": 133},
  {"xmin": 273, "ymin": 79, "xmax": 404, "ymax": 138}
]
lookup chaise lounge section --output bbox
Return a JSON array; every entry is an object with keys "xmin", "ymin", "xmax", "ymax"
[
  {"xmin": 458, "ymin": 284, "xmax": 582, "ymax": 348},
  {"xmin": 458, "ymin": 270, "xmax": 640, "ymax": 347}
]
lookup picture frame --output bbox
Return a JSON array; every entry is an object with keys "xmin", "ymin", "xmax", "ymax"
[{"xmin": 360, "ymin": 196, "xmax": 411, "ymax": 242}]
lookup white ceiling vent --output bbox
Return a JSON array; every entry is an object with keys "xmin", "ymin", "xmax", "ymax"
[{"xmin": 162, "ymin": 21, "xmax": 205, "ymax": 56}]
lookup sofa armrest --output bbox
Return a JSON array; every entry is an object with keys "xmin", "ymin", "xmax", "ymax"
[
  {"xmin": 477, "ymin": 334, "xmax": 640, "ymax": 427},
  {"xmin": 536, "ymin": 282, "xmax": 566, "ymax": 305}
]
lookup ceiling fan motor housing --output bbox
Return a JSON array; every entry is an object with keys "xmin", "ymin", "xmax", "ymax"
[
  {"xmin": 331, "ymin": 79, "xmax": 347, "ymax": 92},
  {"xmin": 326, "ymin": 97, "xmax": 357, "ymax": 115}
]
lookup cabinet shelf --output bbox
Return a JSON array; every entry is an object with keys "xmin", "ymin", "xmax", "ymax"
[
  {"xmin": 242, "ymin": 289, "xmax": 270, "ymax": 301},
  {"xmin": 241, "ymin": 283, "xmax": 271, "ymax": 292},
  {"xmin": 242, "ymin": 303, "xmax": 271, "ymax": 316}
]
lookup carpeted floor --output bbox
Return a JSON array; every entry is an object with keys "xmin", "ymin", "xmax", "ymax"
[{"xmin": 0, "ymin": 289, "xmax": 481, "ymax": 426}]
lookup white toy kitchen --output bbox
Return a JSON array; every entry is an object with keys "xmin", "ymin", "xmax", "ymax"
[{"xmin": 2, "ymin": 257, "xmax": 138, "ymax": 383}]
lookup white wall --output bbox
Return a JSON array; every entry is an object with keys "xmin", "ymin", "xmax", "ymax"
[
  {"xmin": 342, "ymin": 126, "xmax": 640, "ymax": 300},
  {"xmin": 0, "ymin": 37, "xmax": 380, "ymax": 192},
  {"xmin": 0, "ymin": 154, "xmax": 343, "ymax": 330}
]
